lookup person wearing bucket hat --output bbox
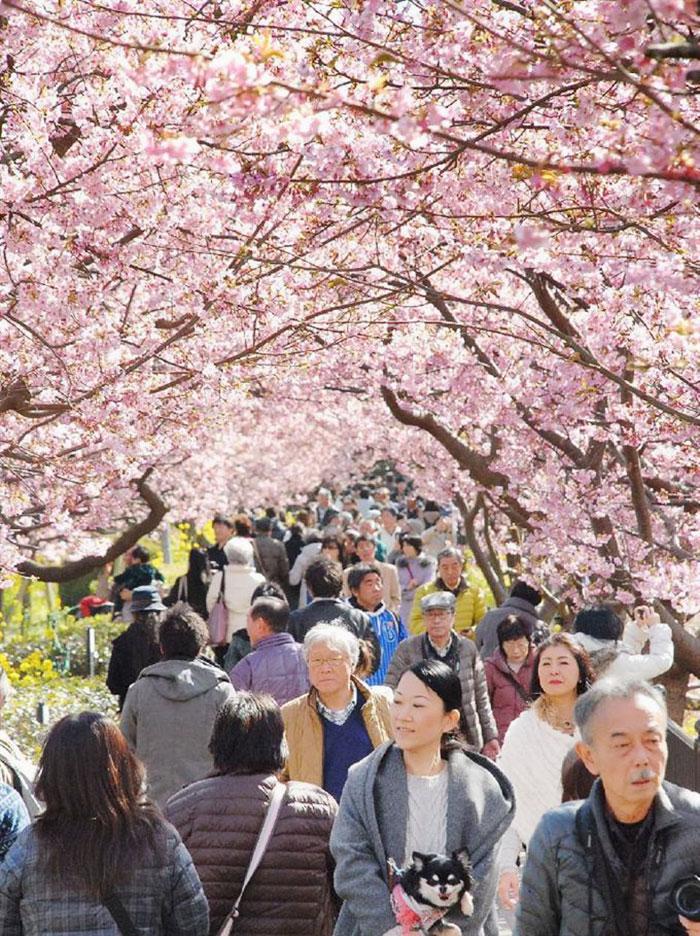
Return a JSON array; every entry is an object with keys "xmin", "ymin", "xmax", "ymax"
[
  {"xmin": 107, "ymin": 586, "xmax": 165, "ymax": 711},
  {"xmin": 385, "ymin": 590, "xmax": 499, "ymax": 759},
  {"xmin": 130, "ymin": 584, "xmax": 166, "ymax": 613}
]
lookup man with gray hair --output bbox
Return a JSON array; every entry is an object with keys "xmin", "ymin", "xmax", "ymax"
[{"xmin": 516, "ymin": 677, "xmax": 700, "ymax": 936}]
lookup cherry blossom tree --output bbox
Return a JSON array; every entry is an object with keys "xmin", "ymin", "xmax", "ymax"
[{"xmin": 2, "ymin": 0, "xmax": 700, "ymax": 707}]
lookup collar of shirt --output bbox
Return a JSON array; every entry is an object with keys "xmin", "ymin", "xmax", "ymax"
[
  {"xmin": 427, "ymin": 633, "xmax": 455, "ymax": 658},
  {"xmin": 316, "ymin": 684, "xmax": 358, "ymax": 726}
]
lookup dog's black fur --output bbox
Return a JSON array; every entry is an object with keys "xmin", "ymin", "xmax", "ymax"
[{"xmin": 400, "ymin": 849, "xmax": 473, "ymax": 919}]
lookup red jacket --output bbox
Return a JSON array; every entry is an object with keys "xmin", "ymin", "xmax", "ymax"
[{"xmin": 484, "ymin": 648, "xmax": 535, "ymax": 743}]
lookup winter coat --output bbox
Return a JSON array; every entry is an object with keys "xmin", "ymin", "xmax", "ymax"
[
  {"xmin": 281, "ymin": 677, "xmax": 393, "ymax": 791},
  {"xmin": 206, "ymin": 565, "xmax": 266, "ymax": 643},
  {"xmin": 396, "ymin": 553, "xmax": 436, "ymax": 625},
  {"xmin": 515, "ymin": 779, "xmax": 700, "ymax": 936},
  {"xmin": 385, "ymin": 633, "xmax": 498, "ymax": 750},
  {"xmin": 498, "ymin": 706, "xmax": 577, "ymax": 868},
  {"xmin": 0, "ymin": 784, "xmax": 29, "ymax": 862},
  {"xmin": 0, "ymin": 733, "xmax": 39, "ymax": 818},
  {"xmin": 0, "ymin": 822, "xmax": 209, "ymax": 936},
  {"xmin": 342, "ymin": 560, "xmax": 401, "ymax": 614},
  {"xmin": 573, "ymin": 618, "xmax": 674, "ymax": 681},
  {"xmin": 289, "ymin": 542, "xmax": 323, "ymax": 606},
  {"xmin": 106, "ymin": 620, "xmax": 162, "ymax": 711},
  {"xmin": 331, "ymin": 741, "xmax": 515, "ymax": 936},
  {"xmin": 165, "ymin": 772, "xmax": 338, "ymax": 936},
  {"xmin": 484, "ymin": 648, "xmax": 535, "ymax": 743},
  {"xmin": 229, "ymin": 632, "xmax": 309, "ymax": 706},
  {"xmin": 120, "ymin": 657, "xmax": 235, "ymax": 805},
  {"xmin": 253, "ymin": 534, "xmax": 290, "ymax": 587},
  {"xmin": 409, "ymin": 577, "xmax": 486, "ymax": 636},
  {"xmin": 288, "ymin": 598, "xmax": 373, "ymax": 644},
  {"xmin": 475, "ymin": 597, "xmax": 544, "ymax": 660}
]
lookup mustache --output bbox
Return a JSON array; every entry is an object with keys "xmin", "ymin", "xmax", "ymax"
[{"xmin": 630, "ymin": 768, "xmax": 657, "ymax": 782}]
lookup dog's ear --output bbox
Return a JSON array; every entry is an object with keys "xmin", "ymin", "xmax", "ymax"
[
  {"xmin": 411, "ymin": 852, "xmax": 427, "ymax": 871},
  {"xmin": 453, "ymin": 849, "xmax": 472, "ymax": 874}
]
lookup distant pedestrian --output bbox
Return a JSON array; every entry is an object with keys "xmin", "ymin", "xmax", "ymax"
[
  {"xmin": 347, "ymin": 564, "xmax": 406, "ymax": 685},
  {"xmin": 484, "ymin": 615, "xmax": 536, "ymax": 743},
  {"xmin": 395, "ymin": 533, "xmax": 435, "ymax": 625},
  {"xmin": 120, "ymin": 603, "xmax": 235, "ymax": 805},
  {"xmin": 409, "ymin": 547, "xmax": 486, "ymax": 637},
  {"xmin": 229, "ymin": 596, "xmax": 309, "ymax": 705},
  {"xmin": 475, "ymin": 580, "xmax": 545, "ymax": 660},
  {"xmin": 107, "ymin": 584, "xmax": 164, "ymax": 711}
]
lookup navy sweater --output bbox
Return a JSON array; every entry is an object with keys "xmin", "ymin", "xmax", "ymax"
[{"xmin": 321, "ymin": 696, "xmax": 373, "ymax": 802}]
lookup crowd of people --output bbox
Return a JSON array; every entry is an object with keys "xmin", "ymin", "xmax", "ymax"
[{"xmin": 0, "ymin": 477, "xmax": 697, "ymax": 936}]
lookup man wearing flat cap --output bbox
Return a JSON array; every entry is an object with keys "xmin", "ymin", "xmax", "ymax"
[{"xmin": 385, "ymin": 590, "xmax": 500, "ymax": 758}]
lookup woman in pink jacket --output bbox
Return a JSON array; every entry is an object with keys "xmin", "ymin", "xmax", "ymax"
[{"xmin": 484, "ymin": 615, "xmax": 535, "ymax": 743}]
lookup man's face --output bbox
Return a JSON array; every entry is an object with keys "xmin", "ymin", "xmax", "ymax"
[
  {"xmin": 356, "ymin": 539, "xmax": 376, "ymax": 563},
  {"xmin": 438, "ymin": 555, "xmax": 463, "ymax": 588},
  {"xmin": 381, "ymin": 509, "xmax": 397, "ymax": 533},
  {"xmin": 353, "ymin": 572, "xmax": 383, "ymax": 611},
  {"xmin": 577, "ymin": 694, "xmax": 667, "ymax": 820},
  {"xmin": 425, "ymin": 608, "xmax": 454, "ymax": 646},
  {"xmin": 213, "ymin": 521, "xmax": 231, "ymax": 546},
  {"xmin": 318, "ymin": 492, "xmax": 330, "ymax": 509}
]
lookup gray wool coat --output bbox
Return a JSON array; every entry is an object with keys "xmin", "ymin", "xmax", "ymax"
[
  {"xmin": 515, "ymin": 779, "xmax": 700, "ymax": 936},
  {"xmin": 384, "ymin": 634, "xmax": 498, "ymax": 750},
  {"xmin": 330, "ymin": 741, "xmax": 515, "ymax": 936}
]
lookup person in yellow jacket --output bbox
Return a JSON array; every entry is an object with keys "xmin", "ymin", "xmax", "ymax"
[{"xmin": 409, "ymin": 546, "xmax": 486, "ymax": 637}]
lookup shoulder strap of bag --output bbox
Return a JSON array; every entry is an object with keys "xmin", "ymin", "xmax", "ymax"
[
  {"xmin": 216, "ymin": 783, "xmax": 286, "ymax": 936},
  {"xmin": 103, "ymin": 894, "xmax": 140, "ymax": 936},
  {"xmin": 500, "ymin": 665, "xmax": 531, "ymax": 703},
  {"xmin": 250, "ymin": 537, "xmax": 266, "ymax": 577}
]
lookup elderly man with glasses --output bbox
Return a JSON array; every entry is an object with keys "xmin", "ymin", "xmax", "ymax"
[{"xmin": 281, "ymin": 622, "xmax": 393, "ymax": 802}]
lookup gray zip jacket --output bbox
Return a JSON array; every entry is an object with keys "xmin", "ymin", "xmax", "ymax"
[
  {"xmin": 331, "ymin": 741, "xmax": 515, "ymax": 936},
  {"xmin": 515, "ymin": 779, "xmax": 700, "ymax": 936}
]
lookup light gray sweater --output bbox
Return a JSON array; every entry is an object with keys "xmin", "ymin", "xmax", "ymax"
[{"xmin": 330, "ymin": 741, "xmax": 515, "ymax": 936}]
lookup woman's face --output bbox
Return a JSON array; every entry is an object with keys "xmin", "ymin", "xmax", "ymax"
[
  {"xmin": 502, "ymin": 636, "xmax": 530, "ymax": 664},
  {"xmin": 307, "ymin": 642, "xmax": 352, "ymax": 697},
  {"xmin": 321, "ymin": 543, "xmax": 341, "ymax": 561},
  {"xmin": 391, "ymin": 671, "xmax": 459, "ymax": 753},
  {"xmin": 402, "ymin": 541, "xmax": 418, "ymax": 558},
  {"xmin": 538, "ymin": 645, "xmax": 580, "ymax": 697}
]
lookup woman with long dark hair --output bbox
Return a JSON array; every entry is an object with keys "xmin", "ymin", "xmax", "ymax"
[
  {"xmin": 331, "ymin": 660, "xmax": 515, "ymax": 935},
  {"xmin": 497, "ymin": 632, "xmax": 595, "ymax": 912},
  {"xmin": 0, "ymin": 712, "xmax": 209, "ymax": 935}
]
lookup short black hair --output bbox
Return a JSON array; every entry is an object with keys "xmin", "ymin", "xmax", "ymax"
[
  {"xmin": 251, "ymin": 581, "xmax": 286, "ymax": 603},
  {"xmin": 510, "ymin": 580, "xmax": 542, "ymax": 607},
  {"xmin": 497, "ymin": 614, "xmax": 531, "ymax": 652},
  {"xmin": 209, "ymin": 694, "xmax": 285, "ymax": 774},
  {"xmin": 573, "ymin": 605, "xmax": 623, "ymax": 641},
  {"xmin": 356, "ymin": 533, "xmax": 376, "ymax": 546},
  {"xmin": 255, "ymin": 516, "xmax": 272, "ymax": 533},
  {"xmin": 159, "ymin": 603, "xmax": 208, "ymax": 660},
  {"xmin": 400, "ymin": 533, "xmax": 423, "ymax": 553},
  {"xmin": 130, "ymin": 545, "xmax": 150, "ymax": 563},
  {"xmin": 305, "ymin": 556, "xmax": 343, "ymax": 598},
  {"xmin": 250, "ymin": 597, "xmax": 289, "ymax": 634},
  {"xmin": 347, "ymin": 563, "xmax": 382, "ymax": 593}
]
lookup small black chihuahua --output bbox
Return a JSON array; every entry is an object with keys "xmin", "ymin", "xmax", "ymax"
[{"xmin": 389, "ymin": 849, "xmax": 473, "ymax": 935}]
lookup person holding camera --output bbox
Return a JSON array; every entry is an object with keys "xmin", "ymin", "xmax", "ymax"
[{"xmin": 515, "ymin": 677, "xmax": 700, "ymax": 936}]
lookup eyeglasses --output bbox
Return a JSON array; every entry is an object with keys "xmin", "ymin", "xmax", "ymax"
[{"xmin": 308, "ymin": 655, "xmax": 347, "ymax": 669}]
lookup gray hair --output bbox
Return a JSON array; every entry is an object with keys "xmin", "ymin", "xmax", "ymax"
[
  {"xmin": 574, "ymin": 677, "xmax": 667, "ymax": 744},
  {"xmin": 0, "ymin": 667, "xmax": 14, "ymax": 710},
  {"xmin": 303, "ymin": 621, "xmax": 360, "ymax": 669},
  {"xmin": 224, "ymin": 538, "xmax": 254, "ymax": 566},
  {"xmin": 437, "ymin": 546, "xmax": 464, "ymax": 566}
]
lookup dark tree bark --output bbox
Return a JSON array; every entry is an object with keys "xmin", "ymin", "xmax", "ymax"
[{"xmin": 15, "ymin": 473, "xmax": 168, "ymax": 583}]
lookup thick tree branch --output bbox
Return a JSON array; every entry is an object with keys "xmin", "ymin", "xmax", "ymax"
[
  {"xmin": 379, "ymin": 384, "xmax": 533, "ymax": 530},
  {"xmin": 15, "ymin": 472, "xmax": 168, "ymax": 582}
]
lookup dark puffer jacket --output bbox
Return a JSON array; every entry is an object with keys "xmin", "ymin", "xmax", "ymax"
[{"xmin": 165, "ymin": 772, "xmax": 338, "ymax": 936}]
